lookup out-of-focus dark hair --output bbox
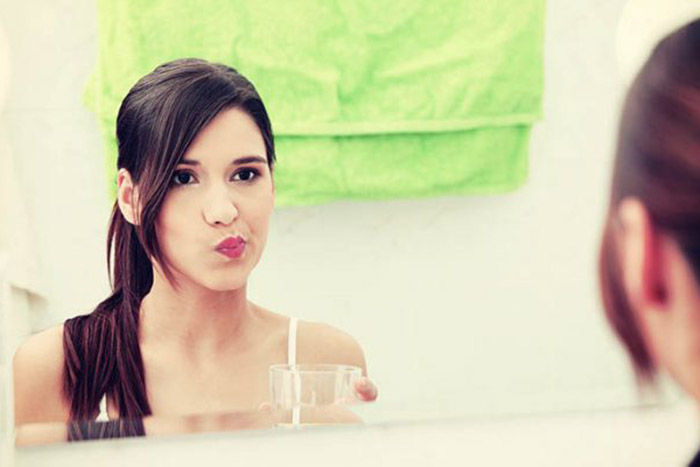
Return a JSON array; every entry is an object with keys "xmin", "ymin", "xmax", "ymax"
[
  {"xmin": 67, "ymin": 418, "xmax": 146, "ymax": 441},
  {"xmin": 600, "ymin": 19, "xmax": 700, "ymax": 382},
  {"xmin": 62, "ymin": 58, "xmax": 275, "ymax": 420}
]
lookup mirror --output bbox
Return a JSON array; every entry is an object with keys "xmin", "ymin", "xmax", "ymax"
[
  {"xmin": 1, "ymin": 0, "xmax": 691, "ymax": 455},
  {"xmin": 14, "ymin": 410, "xmax": 277, "ymax": 447}
]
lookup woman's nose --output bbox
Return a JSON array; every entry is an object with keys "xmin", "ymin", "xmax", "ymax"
[{"xmin": 202, "ymin": 185, "xmax": 238, "ymax": 226}]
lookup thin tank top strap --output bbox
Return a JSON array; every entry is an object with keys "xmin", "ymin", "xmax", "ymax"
[
  {"xmin": 287, "ymin": 317, "xmax": 298, "ymax": 366},
  {"xmin": 95, "ymin": 394, "xmax": 109, "ymax": 422}
]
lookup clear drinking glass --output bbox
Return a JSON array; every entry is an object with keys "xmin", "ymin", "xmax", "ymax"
[{"xmin": 269, "ymin": 364, "xmax": 362, "ymax": 428}]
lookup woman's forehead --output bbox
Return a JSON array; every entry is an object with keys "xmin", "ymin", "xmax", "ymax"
[{"xmin": 183, "ymin": 108, "xmax": 266, "ymax": 166}]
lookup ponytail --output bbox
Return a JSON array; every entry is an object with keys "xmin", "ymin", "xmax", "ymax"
[{"xmin": 62, "ymin": 205, "xmax": 152, "ymax": 420}]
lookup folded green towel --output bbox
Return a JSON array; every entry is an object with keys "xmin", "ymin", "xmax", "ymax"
[{"xmin": 86, "ymin": 0, "xmax": 545, "ymax": 205}]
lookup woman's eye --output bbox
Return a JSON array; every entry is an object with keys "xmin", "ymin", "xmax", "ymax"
[
  {"xmin": 171, "ymin": 171, "xmax": 196, "ymax": 186},
  {"xmin": 232, "ymin": 169, "xmax": 259, "ymax": 182}
]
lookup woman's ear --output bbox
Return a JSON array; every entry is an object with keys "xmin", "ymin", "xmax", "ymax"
[
  {"xmin": 616, "ymin": 197, "xmax": 668, "ymax": 311},
  {"xmin": 117, "ymin": 168, "xmax": 140, "ymax": 225}
]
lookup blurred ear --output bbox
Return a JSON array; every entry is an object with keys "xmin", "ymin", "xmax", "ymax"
[
  {"xmin": 117, "ymin": 168, "xmax": 140, "ymax": 226},
  {"xmin": 616, "ymin": 197, "xmax": 668, "ymax": 311}
]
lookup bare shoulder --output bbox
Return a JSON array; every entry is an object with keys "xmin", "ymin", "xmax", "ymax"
[
  {"xmin": 13, "ymin": 324, "xmax": 70, "ymax": 425},
  {"xmin": 297, "ymin": 321, "xmax": 368, "ymax": 375}
]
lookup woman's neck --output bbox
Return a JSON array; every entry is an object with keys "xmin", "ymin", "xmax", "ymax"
[{"xmin": 138, "ymin": 268, "xmax": 258, "ymax": 360}]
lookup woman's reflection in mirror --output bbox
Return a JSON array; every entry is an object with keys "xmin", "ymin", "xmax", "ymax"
[{"xmin": 13, "ymin": 59, "xmax": 377, "ymax": 428}]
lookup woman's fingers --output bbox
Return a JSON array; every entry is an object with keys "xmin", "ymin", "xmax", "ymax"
[
  {"xmin": 353, "ymin": 377, "xmax": 378, "ymax": 401},
  {"xmin": 258, "ymin": 401, "xmax": 273, "ymax": 412}
]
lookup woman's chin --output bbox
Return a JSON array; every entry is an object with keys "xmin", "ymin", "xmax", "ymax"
[{"xmin": 199, "ymin": 275, "xmax": 248, "ymax": 293}]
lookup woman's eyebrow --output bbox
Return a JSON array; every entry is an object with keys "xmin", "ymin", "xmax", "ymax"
[
  {"xmin": 231, "ymin": 155, "xmax": 267, "ymax": 165},
  {"xmin": 178, "ymin": 155, "xmax": 267, "ymax": 166}
]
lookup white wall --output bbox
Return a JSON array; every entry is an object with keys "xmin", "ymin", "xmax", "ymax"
[{"xmin": 0, "ymin": 0, "xmax": 691, "ymax": 427}]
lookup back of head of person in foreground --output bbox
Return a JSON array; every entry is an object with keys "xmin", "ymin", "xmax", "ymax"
[{"xmin": 599, "ymin": 17, "xmax": 700, "ymax": 400}]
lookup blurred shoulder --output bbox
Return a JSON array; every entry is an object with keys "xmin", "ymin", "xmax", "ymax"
[
  {"xmin": 13, "ymin": 324, "xmax": 70, "ymax": 425},
  {"xmin": 296, "ymin": 320, "xmax": 367, "ymax": 374}
]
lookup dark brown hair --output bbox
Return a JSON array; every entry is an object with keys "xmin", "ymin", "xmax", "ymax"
[
  {"xmin": 67, "ymin": 418, "xmax": 145, "ymax": 442},
  {"xmin": 600, "ymin": 19, "xmax": 700, "ymax": 382},
  {"xmin": 62, "ymin": 58, "xmax": 275, "ymax": 420}
]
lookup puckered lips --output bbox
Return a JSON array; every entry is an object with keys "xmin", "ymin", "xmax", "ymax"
[{"xmin": 215, "ymin": 236, "xmax": 246, "ymax": 259}]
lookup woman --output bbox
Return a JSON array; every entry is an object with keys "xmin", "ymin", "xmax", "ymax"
[
  {"xmin": 13, "ymin": 58, "xmax": 377, "ymax": 424},
  {"xmin": 599, "ymin": 18, "xmax": 700, "ymax": 464}
]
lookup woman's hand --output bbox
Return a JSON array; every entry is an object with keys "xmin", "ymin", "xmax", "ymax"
[{"xmin": 353, "ymin": 376, "xmax": 378, "ymax": 402}]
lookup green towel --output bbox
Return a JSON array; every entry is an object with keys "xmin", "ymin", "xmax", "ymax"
[{"xmin": 86, "ymin": 0, "xmax": 545, "ymax": 206}]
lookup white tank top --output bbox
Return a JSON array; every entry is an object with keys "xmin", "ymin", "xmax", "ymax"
[{"xmin": 95, "ymin": 317, "xmax": 299, "ymax": 421}]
